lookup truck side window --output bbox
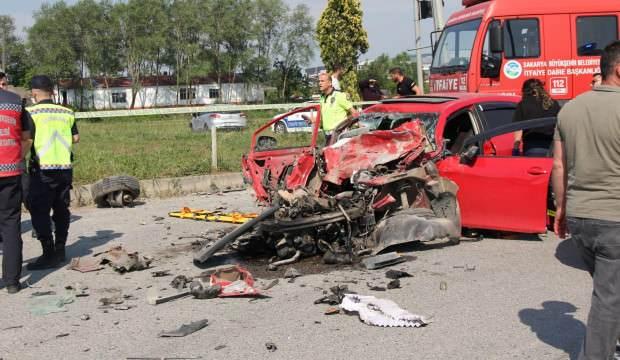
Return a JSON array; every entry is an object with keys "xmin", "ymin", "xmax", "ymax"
[
  {"xmin": 503, "ymin": 19, "xmax": 540, "ymax": 59},
  {"xmin": 577, "ymin": 16, "xmax": 618, "ymax": 56}
]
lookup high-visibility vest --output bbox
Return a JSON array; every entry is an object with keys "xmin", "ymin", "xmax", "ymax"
[
  {"xmin": 27, "ymin": 103, "xmax": 75, "ymax": 170},
  {"xmin": 0, "ymin": 101, "xmax": 23, "ymax": 178}
]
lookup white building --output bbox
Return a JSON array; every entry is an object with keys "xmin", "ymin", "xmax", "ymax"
[{"xmin": 59, "ymin": 76, "xmax": 265, "ymax": 110}]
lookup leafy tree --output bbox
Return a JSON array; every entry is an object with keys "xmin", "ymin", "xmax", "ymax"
[
  {"xmin": 273, "ymin": 4, "xmax": 314, "ymax": 100},
  {"xmin": 168, "ymin": 0, "xmax": 204, "ymax": 104},
  {"xmin": 0, "ymin": 15, "xmax": 16, "ymax": 72},
  {"xmin": 0, "ymin": 15, "xmax": 29, "ymax": 86},
  {"xmin": 113, "ymin": 0, "xmax": 168, "ymax": 108},
  {"xmin": 317, "ymin": 0, "xmax": 368, "ymax": 101},
  {"xmin": 28, "ymin": 2, "xmax": 78, "ymax": 87},
  {"xmin": 248, "ymin": 0, "xmax": 286, "ymax": 83}
]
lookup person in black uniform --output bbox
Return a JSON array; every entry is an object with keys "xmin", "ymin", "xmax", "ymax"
[
  {"xmin": 389, "ymin": 67, "xmax": 420, "ymax": 97},
  {"xmin": 26, "ymin": 76, "xmax": 79, "ymax": 270},
  {"xmin": 0, "ymin": 81, "xmax": 32, "ymax": 293},
  {"xmin": 512, "ymin": 79, "xmax": 560, "ymax": 157}
]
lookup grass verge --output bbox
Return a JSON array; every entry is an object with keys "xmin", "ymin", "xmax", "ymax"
[{"xmin": 73, "ymin": 109, "xmax": 314, "ymax": 185}]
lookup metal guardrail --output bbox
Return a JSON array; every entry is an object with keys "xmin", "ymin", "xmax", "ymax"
[{"xmin": 74, "ymin": 101, "xmax": 380, "ymax": 119}]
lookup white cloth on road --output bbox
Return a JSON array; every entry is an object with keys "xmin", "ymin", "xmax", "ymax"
[{"xmin": 340, "ymin": 294, "xmax": 428, "ymax": 327}]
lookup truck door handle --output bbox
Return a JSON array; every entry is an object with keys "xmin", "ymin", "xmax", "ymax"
[{"xmin": 528, "ymin": 167, "xmax": 547, "ymax": 175}]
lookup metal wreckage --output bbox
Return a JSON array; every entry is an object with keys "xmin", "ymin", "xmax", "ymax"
[{"xmin": 194, "ymin": 111, "xmax": 462, "ymax": 267}]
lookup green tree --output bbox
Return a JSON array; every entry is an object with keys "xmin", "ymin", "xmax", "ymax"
[
  {"xmin": 114, "ymin": 0, "xmax": 168, "ymax": 109},
  {"xmin": 248, "ymin": 0, "xmax": 286, "ymax": 84},
  {"xmin": 317, "ymin": 0, "xmax": 368, "ymax": 101},
  {"xmin": 168, "ymin": 0, "xmax": 204, "ymax": 105},
  {"xmin": 273, "ymin": 4, "xmax": 314, "ymax": 100},
  {"xmin": 28, "ymin": 2, "xmax": 78, "ymax": 89},
  {"xmin": 0, "ymin": 15, "xmax": 29, "ymax": 86}
]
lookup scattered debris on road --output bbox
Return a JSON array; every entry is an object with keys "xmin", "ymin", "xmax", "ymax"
[
  {"xmin": 283, "ymin": 267, "xmax": 302, "ymax": 279},
  {"xmin": 324, "ymin": 307, "xmax": 340, "ymax": 315},
  {"xmin": 29, "ymin": 293, "xmax": 75, "ymax": 316},
  {"xmin": 265, "ymin": 342, "xmax": 278, "ymax": 352},
  {"xmin": 80, "ymin": 314, "xmax": 90, "ymax": 321},
  {"xmin": 67, "ymin": 257, "xmax": 104, "ymax": 273},
  {"xmin": 262, "ymin": 279, "xmax": 279, "ymax": 291},
  {"xmin": 340, "ymin": 294, "xmax": 428, "ymax": 327},
  {"xmin": 387, "ymin": 279, "xmax": 401, "ymax": 289},
  {"xmin": 170, "ymin": 275, "xmax": 192, "ymax": 290},
  {"xmin": 189, "ymin": 282, "xmax": 221, "ymax": 299},
  {"xmin": 158, "ymin": 319, "xmax": 209, "ymax": 337},
  {"xmin": 385, "ymin": 269, "xmax": 413, "ymax": 279},
  {"xmin": 99, "ymin": 246, "xmax": 152, "ymax": 273},
  {"xmin": 314, "ymin": 285, "xmax": 352, "ymax": 305},
  {"xmin": 30, "ymin": 291, "xmax": 56, "ymax": 297},
  {"xmin": 146, "ymin": 288, "xmax": 191, "ymax": 305},
  {"xmin": 151, "ymin": 270, "xmax": 172, "ymax": 277},
  {"xmin": 362, "ymin": 252, "xmax": 407, "ymax": 270},
  {"xmin": 366, "ymin": 283, "xmax": 386, "ymax": 292}
]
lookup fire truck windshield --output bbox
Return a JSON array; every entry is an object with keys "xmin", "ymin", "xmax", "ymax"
[{"xmin": 431, "ymin": 19, "xmax": 482, "ymax": 73}]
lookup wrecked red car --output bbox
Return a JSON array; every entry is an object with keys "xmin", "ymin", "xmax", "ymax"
[{"xmin": 194, "ymin": 94, "xmax": 555, "ymax": 267}]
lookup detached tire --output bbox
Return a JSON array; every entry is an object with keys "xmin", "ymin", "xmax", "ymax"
[
  {"xmin": 431, "ymin": 192, "xmax": 462, "ymax": 245},
  {"xmin": 91, "ymin": 175, "xmax": 141, "ymax": 208}
]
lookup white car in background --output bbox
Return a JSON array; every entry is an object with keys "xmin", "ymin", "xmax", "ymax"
[{"xmin": 190, "ymin": 112, "xmax": 247, "ymax": 131}]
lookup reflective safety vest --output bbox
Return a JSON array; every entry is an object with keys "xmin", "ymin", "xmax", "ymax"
[
  {"xmin": 27, "ymin": 103, "xmax": 75, "ymax": 170},
  {"xmin": 0, "ymin": 101, "xmax": 23, "ymax": 177}
]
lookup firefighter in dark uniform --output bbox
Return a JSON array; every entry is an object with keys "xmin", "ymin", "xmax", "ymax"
[
  {"xmin": 26, "ymin": 75, "xmax": 79, "ymax": 270},
  {"xmin": 0, "ymin": 80, "xmax": 32, "ymax": 293}
]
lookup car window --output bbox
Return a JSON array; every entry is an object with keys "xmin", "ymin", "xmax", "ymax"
[
  {"xmin": 477, "ymin": 102, "xmax": 516, "ymax": 130},
  {"xmin": 504, "ymin": 18, "xmax": 541, "ymax": 59},
  {"xmin": 255, "ymin": 108, "xmax": 317, "ymax": 152},
  {"xmin": 576, "ymin": 16, "xmax": 618, "ymax": 56}
]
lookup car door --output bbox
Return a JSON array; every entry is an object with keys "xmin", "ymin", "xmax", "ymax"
[
  {"xmin": 437, "ymin": 117, "xmax": 554, "ymax": 234},
  {"xmin": 242, "ymin": 105, "xmax": 321, "ymax": 202}
]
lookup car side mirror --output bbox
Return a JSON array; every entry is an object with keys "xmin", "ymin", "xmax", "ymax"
[
  {"xmin": 490, "ymin": 22, "xmax": 503, "ymax": 53},
  {"xmin": 460, "ymin": 145, "xmax": 479, "ymax": 165},
  {"xmin": 481, "ymin": 56, "xmax": 501, "ymax": 78},
  {"xmin": 255, "ymin": 135, "xmax": 278, "ymax": 151}
]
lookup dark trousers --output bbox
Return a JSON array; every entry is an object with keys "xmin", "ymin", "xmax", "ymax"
[
  {"xmin": 0, "ymin": 175, "xmax": 23, "ymax": 285},
  {"xmin": 568, "ymin": 217, "xmax": 620, "ymax": 360},
  {"xmin": 29, "ymin": 170, "xmax": 72, "ymax": 246}
]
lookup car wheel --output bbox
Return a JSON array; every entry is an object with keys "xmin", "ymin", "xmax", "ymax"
[{"xmin": 274, "ymin": 121, "xmax": 287, "ymax": 134}]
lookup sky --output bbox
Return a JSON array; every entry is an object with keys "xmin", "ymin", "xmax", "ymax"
[{"xmin": 3, "ymin": 0, "xmax": 463, "ymax": 66}]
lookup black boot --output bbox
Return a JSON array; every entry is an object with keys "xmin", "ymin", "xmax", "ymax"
[
  {"xmin": 54, "ymin": 240, "xmax": 66, "ymax": 263},
  {"xmin": 26, "ymin": 240, "xmax": 59, "ymax": 270}
]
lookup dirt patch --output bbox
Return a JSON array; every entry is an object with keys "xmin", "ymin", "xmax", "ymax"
[{"xmin": 237, "ymin": 255, "xmax": 357, "ymax": 280}]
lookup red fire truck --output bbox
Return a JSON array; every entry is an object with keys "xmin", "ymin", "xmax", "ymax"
[{"xmin": 429, "ymin": 0, "xmax": 620, "ymax": 100}]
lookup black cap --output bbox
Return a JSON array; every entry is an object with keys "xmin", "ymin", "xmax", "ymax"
[{"xmin": 31, "ymin": 75, "xmax": 54, "ymax": 92}]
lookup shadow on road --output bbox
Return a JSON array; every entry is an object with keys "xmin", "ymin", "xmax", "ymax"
[
  {"xmin": 519, "ymin": 301, "xmax": 585, "ymax": 360},
  {"xmin": 555, "ymin": 238, "xmax": 589, "ymax": 272},
  {"xmin": 21, "ymin": 214, "xmax": 83, "ymax": 235},
  {"xmin": 21, "ymin": 229, "xmax": 123, "ymax": 287}
]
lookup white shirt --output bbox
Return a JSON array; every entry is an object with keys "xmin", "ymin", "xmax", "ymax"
[{"xmin": 332, "ymin": 75, "xmax": 341, "ymax": 91}]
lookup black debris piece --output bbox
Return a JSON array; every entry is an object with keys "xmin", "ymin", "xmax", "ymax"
[
  {"xmin": 366, "ymin": 283, "xmax": 386, "ymax": 292},
  {"xmin": 158, "ymin": 319, "xmax": 209, "ymax": 337},
  {"xmin": 170, "ymin": 275, "xmax": 192, "ymax": 290},
  {"xmin": 361, "ymin": 252, "xmax": 407, "ymax": 270},
  {"xmin": 265, "ymin": 342, "xmax": 278, "ymax": 352},
  {"xmin": 387, "ymin": 279, "xmax": 401, "ymax": 289},
  {"xmin": 385, "ymin": 269, "xmax": 413, "ymax": 279},
  {"xmin": 314, "ymin": 285, "xmax": 353, "ymax": 305},
  {"xmin": 31, "ymin": 291, "xmax": 56, "ymax": 297},
  {"xmin": 283, "ymin": 267, "xmax": 302, "ymax": 279},
  {"xmin": 151, "ymin": 270, "xmax": 172, "ymax": 277},
  {"xmin": 189, "ymin": 281, "xmax": 221, "ymax": 299},
  {"xmin": 215, "ymin": 345, "xmax": 226, "ymax": 351}
]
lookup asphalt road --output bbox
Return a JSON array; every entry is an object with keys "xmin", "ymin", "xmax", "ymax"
[{"xmin": 0, "ymin": 191, "xmax": 592, "ymax": 360}]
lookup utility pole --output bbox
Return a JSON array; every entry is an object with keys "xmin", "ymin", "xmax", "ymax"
[
  {"xmin": 431, "ymin": 0, "xmax": 445, "ymax": 31},
  {"xmin": 412, "ymin": 0, "xmax": 425, "ymax": 95}
]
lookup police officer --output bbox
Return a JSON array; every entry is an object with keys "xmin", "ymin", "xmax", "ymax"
[
  {"xmin": 316, "ymin": 72, "xmax": 357, "ymax": 143},
  {"xmin": 0, "ymin": 77, "xmax": 32, "ymax": 293},
  {"xmin": 26, "ymin": 75, "xmax": 79, "ymax": 270}
]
